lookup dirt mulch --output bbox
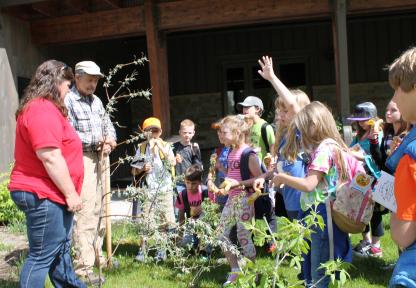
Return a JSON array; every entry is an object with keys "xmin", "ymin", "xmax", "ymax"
[{"xmin": 0, "ymin": 226, "xmax": 28, "ymax": 283}]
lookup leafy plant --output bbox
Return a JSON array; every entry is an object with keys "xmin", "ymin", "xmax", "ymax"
[{"xmin": 0, "ymin": 170, "xmax": 24, "ymax": 225}]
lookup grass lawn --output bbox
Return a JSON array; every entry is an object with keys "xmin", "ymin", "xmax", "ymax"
[
  {"xmin": 70, "ymin": 216, "xmax": 397, "ymax": 287},
  {"xmin": 1, "ymin": 215, "xmax": 397, "ymax": 288}
]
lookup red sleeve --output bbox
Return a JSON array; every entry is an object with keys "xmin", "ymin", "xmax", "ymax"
[
  {"xmin": 395, "ymin": 155, "xmax": 416, "ymax": 221},
  {"xmin": 175, "ymin": 193, "xmax": 184, "ymax": 210},
  {"xmin": 26, "ymin": 102, "xmax": 63, "ymax": 150}
]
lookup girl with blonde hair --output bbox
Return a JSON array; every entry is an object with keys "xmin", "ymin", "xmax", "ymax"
[
  {"xmin": 258, "ymin": 56, "xmax": 310, "ymax": 221},
  {"xmin": 263, "ymin": 101, "xmax": 353, "ymax": 288},
  {"xmin": 216, "ymin": 115, "xmax": 263, "ymax": 285}
]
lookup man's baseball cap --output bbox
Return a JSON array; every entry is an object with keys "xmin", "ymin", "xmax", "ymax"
[
  {"xmin": 347, "ymin": 102, "xmax": 378, "ymax": 121},
  {"xmin": 75, "ymin": 61, "xmax": 104, "ymax": 78},
  {"xmin": 237, "ymin": 96, "xmax": 264, "ymax": 111},
  {"xmin": 142, "ymin": 117, "xmax": 162, "ymax": 130}
]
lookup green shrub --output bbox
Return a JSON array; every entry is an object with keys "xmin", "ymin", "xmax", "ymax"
[{"xmin": 0, "ymin": 170, "xmax": 24, "ymax": 225}]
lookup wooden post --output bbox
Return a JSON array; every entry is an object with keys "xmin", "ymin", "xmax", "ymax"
[
  {"xmin": 331, "ymin": 0, "xmax": 350, "ymax": 119},
  {"xmin": 331, "ymin": 0, "xmax": 352, "ymax": 143},
  {"xmin": 144, "ymin": 0, "xmax": 171, "ymax": 136}
]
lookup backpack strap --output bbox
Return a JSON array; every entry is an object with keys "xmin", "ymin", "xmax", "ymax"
[
  {"xmin": 201, "ymin": 185, "xmax": 209, "ymax": 202},
  {"xmin": 405, "ymin": 140, "xmax": 416, "ymax": 161},
  {"xmin": 325, "ymin": 199, "xmax": 335, "ymax": 261},
  {"xmin": 240, "ymin": 147, "xmax": 255, "ymax": 181},
  {"xmin": 240, "ymin": 147, "xmax": 267, "ymax": 193},
  {"xmin": 182, "ymin": 189, "xmax": 191, "ymax": 218},
  {"xmin": 386, "ymin": 127, "xmax": 416, "ymax": 173},
  {"xmin": 139, "ymin": 141, "xmax": 148, "ymax": 156},
  {"xmin": 261, "ymin": 122, "xmax": 270, "ymax": 153}
]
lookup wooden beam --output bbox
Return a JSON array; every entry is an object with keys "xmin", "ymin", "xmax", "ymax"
[
  {"xmin": 158, "ymin": 0, "xmax": 330, "ymax": 32},
  {"xmin": 30, "ymin": 6, "xmax": 145, "ymax": 44},
  {"xmin": 31, "ymin": 1, "xmax": 59, "ymax": 17},
  {"xmin": 349, "ymin": 0, "xmax": 416, "ymax": 14},
  {"xmin": 331, "ymin": 0, "xmax": 350, "ymax": 118},
  {"xmin": 64, "ymin": 0, "xmax": 89, "ymax": 14},
  {"xmin": 28, "ymin": 0, "xmax": 416, "ymax": 45},
  {"xmin": 0, "ymin": 0, "xmax": 45, "ymax": 8},
  {"xmin": 102, "ymin": 0, "xmax": 121, "ymax": 9},
  {"xmin": 144, "ymin": 0, "xmax": 171, "ymax": 136}
]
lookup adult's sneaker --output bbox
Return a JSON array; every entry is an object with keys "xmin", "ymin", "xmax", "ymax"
[{"xmin": 353, "ymin": 240, "xmax": 371, "ymax": 257}]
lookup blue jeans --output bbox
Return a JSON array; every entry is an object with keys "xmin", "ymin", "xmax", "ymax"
[
  {"xmin": 390, "ymin": 241, "xmax": 416, "ymax": 288},
  {"xmin": 11, "ymin": 191, "xmax": 86, "ymax": 288},
  {"xmin": 303, "ymin": 204, "xmax": 352, "ymax": 288}
]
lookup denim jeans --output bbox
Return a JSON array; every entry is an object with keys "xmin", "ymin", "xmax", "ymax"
[
  {"xmin": 390, "ymin": 241, "xmax": 416, "ymax": 288},
  {"xmin": 11, "ymin": 191, "xmax": 86, "ymax": 288},
  {"xmin": 307, "ymin": 203, "xmax": 352, "ymax": 288}
]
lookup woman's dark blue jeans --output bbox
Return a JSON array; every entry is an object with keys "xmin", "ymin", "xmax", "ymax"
[{"xmin": 11, "ymin": 191, "xmax": 86, "ymax": 288}]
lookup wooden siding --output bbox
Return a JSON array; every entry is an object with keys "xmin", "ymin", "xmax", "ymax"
[{"xmin": 167, "ymin": 12, "xmax": 416, "ymax": 96}]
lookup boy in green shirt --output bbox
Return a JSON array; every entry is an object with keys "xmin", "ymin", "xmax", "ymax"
[{"xmin": 237, "ymin": 96, "xmax": 275, "ymax": 160}]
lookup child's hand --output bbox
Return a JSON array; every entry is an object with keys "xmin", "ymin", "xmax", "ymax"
[
  {"xmin": 176, "ymin": 153, "xmax": 182, "ymax": 163},
  {"xmin": 143, "ymin": 163, "xmax": 152, "ymax": 174},
  {"xmin": 253, "ymin": 178, "xmax": 265, "ymax": 190},
  {"xmin": 258, "ymin": 56, "xmax": 276, "ymax": 81},
  {"xmin": 272, "ymin": 174, "xmax": 284, "ymax": 189},
  {"xmin": 368, "ymin": 127, "xmax": 379, "ymax": 140}
]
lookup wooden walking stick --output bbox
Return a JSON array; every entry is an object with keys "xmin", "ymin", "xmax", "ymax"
[{"xmin": 103, "ymin": 155, "xmax": 113, "ymax": 268}]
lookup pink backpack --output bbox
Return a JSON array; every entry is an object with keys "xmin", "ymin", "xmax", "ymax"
[{"xmin": 329, "ymin": 141, "xmax": 375, "ymax": 234}]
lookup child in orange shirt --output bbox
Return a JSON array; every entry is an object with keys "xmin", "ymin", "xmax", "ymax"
[{"xmin": 386, "ymin": 47, "xmax": 416, "ymax": 288}]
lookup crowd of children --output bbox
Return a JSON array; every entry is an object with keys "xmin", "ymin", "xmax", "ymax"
[{"xmin": 130, "ymin": 49, "xmax": 416, "ymax": 287}]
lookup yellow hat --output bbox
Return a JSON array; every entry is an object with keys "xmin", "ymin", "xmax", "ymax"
[{"xmin": 142, "ymin": 117, "xmax": 161, "ymax": 130}]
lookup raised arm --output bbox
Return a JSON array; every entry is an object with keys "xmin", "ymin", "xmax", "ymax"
[{"xmin": 258, "ymin": 56, "xmax": 301, "ymax": 114}]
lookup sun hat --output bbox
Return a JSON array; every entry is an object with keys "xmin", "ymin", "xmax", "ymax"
[
  {"xmin": 347, "ymin": 102, "xmax": 377, "ymax": 121},
  {"xmin": 75, "ymin": 61, "xmax": 104, "ymax": 78},
  {"xmin": 142, "ymin": 117, "xmax": 162, "ymax": 130}
]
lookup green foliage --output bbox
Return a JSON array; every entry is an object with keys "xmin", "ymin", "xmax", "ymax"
[
  {"xmin": 236, "ymin": 204, "xmax": 350, "ymax": 288},
  {"xmin": 0, "ymin": 171, "xmax": 24, "ymax": 225}
]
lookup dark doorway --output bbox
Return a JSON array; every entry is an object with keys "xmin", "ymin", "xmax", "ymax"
[{"xmin": 223, "ymin": 57, "xmax": 310, "ymax": 123}]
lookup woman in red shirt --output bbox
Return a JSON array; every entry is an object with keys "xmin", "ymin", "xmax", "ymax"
[{"xmin": 8, "ymin": 60, "xmax": 86, "ymax": 288}]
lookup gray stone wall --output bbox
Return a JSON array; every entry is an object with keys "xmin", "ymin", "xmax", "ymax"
[
  {"xmin": 0, "ymin": 13, "xmax": 45, "ymax": 172},
  {"xmin": 313, "ymin": 81, "xmax": 394, "ymax": 119}
]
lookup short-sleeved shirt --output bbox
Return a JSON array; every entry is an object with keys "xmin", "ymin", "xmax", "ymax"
[
  {"xmin": 394, "ymin": 155, "xmax": 416, "ymax": 221},
  {"xmin": 9, "ymin": 98, "xmax": 84, "ymax": 205},
  {"xmin": 301, "ymin": 139, "xmax": 346, "ymax": 210},
  {"xmin": 277, "ymin": 136, "xmax": 306, "ymax": 212},
  {"xmin": 131, "ymin": 141, "xmax": 174, "ymax": 194},
  {"xmin": 175, "ymin": 186, "xmax": 203, "ymax": 217},
  {"xmin": 172, "ymin": 141, "xmax": 202, "ymax": 181},
  {"xmin": 250, "ymin": 119, "xmax": 275, "ymax": 161}
]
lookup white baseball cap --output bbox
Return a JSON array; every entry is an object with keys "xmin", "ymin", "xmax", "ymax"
[
  {"xmin": 237, "ymin": 96, "xmax": 264, "ymax": 111},
  {"xmin": 75, "ymin": 61, "xmax": 104, "ymax": 78}
]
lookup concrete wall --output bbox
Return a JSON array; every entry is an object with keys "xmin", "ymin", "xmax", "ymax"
[{"xmin": 0, "ymin": 13, "xmax": 45, "ymax": 172}]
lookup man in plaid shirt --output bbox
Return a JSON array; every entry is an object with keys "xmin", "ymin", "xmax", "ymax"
[{"xmin": 64, "ymin": 61, "xmax": 116, "ymax": 285}]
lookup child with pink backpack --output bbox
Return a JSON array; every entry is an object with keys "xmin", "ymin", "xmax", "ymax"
[{"xmin": 256, "ymin": 101, "xmax": 355, "ymax": 288}]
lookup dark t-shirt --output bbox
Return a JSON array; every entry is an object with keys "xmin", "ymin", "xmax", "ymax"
[{"xmin": 173, "ymin": 141, "xmax": 202, "ymax": 181}]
